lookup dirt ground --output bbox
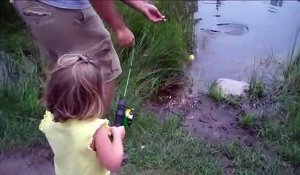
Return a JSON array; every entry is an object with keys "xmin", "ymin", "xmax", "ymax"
[
  {"xmin": 0, "ymin": 148, "xmax": 54, "ymax": 175},
  {"xmin": 0, "ymin": 148, "xmax": 125, "ymax": 175}
]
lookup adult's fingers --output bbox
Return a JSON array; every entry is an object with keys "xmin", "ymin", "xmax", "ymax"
[
  {"xmin": 121, "ymin": 38, "xmax": 135, "ymax": 48},
  {"xmin": 154, "ymin": 8, "xmax": 164, "ymax": 18}
]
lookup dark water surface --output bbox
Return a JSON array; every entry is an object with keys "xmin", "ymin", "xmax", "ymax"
[{"xmin": 188, "ymin": 0, "xmax": 300, "ymax": 91}]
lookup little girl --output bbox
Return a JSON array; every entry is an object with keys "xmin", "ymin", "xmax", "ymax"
[{"xmin": 39, "ymin": 54, "xmax": 125, "ymax": 175}]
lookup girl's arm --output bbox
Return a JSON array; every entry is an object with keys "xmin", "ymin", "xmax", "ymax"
[{"xmin": 94, "ymin": 126, "xmax": 125, "ymax": 172}]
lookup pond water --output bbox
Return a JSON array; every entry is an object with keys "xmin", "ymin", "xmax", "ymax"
[{"xmin": 188, "ymin": 0, "xmax": 300, "ymax": 92}]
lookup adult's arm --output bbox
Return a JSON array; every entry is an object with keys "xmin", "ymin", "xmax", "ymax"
[
  {"xmin": 122, "ymin": 0, "xmax": 165, "ymax": 23},
  {"xmin": 90, "ymin": 0, "xmax": 126, "ymax": 32},
  {"xmin": 90, "ymin": 0, "xmax": 134, "ymax": 47}
]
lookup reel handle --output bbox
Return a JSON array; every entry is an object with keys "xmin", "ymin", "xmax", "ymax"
[{"xmin": 113, "ymin": 99, "xmax": 126, "ymax": 127}]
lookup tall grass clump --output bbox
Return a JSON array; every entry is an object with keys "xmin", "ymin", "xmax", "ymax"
[
  {"xmin": 115, "ymin": 1, "xmax": 193, "ymax": 100},
  {"xmin": 279, "ymin": 25, "xmax": 300, "ymax": 139},
  {"xmin": 261, "ymin": 26, "xmax": 300, "ymax": 167},
  {"xmin": 281, "ymin": 53, "xmax": 300, "ymax": 136}
]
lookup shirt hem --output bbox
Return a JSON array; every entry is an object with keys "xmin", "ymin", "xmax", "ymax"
[{"xmin": 41, "ymin": 1, "xmax": 91, "ymax": 10}]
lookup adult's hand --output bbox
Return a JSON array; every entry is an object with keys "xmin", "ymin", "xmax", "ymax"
[
  {"xmin": 124, "ymin": 0, "xmax": 166, "ymax": 23},
  {"xmin": 115, "ymin": 26, "xmax": 135, "ymax": 48},
  {"xmin": 139, "ymin": 3, "xmax": 165, "ymax": 23}
]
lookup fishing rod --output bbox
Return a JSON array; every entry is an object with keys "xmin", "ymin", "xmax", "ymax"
[{"xmin": 113, "ymin": 48, "xmax": 135, "ymax": 129}]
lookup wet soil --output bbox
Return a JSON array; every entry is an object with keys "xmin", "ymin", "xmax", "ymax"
[
  {"xmin": 150, "ymin": 89, "xmax": 258, "ymax": 146},
  {"xmin": 182, "ymin": 95, "xmax": 257, "ymax": 145}
]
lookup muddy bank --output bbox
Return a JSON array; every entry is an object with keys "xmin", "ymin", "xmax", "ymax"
[
  {"xmin": 181, "ymin": 95, "xmax": 256, "ymax": 145},
  {"xmin": 149, "ymin": 87, "xmax": 258, "ymax": 146}
]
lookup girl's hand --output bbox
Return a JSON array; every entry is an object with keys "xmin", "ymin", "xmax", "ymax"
[
  {"xmin": 94, "ymin": 126, "xmax": 125, "ymax": 171},
  {"xmin": 110, "ymin": 126, "xmax": 126, "ymax": 140},
  {"xmin": 115, "ymin": 27, "xmax": 135, "ymax": 48}
]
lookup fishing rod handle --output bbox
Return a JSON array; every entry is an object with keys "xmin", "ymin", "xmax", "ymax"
[{"xmin": 113, "ymin": 99, "xmax": 126, "ymax": 127}]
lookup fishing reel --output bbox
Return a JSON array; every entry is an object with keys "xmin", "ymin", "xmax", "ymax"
[{"xmin": 113, "ymin": 98, "xmax": 134, "ymax": 129}]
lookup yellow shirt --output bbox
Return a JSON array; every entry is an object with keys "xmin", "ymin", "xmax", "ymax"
[{"xmin": 39, "ymin": 111, "xmax": 110, "ymax": 175}]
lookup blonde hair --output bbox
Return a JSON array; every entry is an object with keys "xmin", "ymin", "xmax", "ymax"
[{"xmin": 44, "ymin": 54, "xmax": 104, "ymax": 122}]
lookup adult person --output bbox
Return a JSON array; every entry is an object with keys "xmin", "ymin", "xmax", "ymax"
[{"xmin": 12, "ymin": 0, "xmax": 165, "ymax": 111}]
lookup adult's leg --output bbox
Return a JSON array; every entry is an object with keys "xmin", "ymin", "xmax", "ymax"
[
  {"xmin": 102, "ymin": 80, "xmax": 116, "ymax": 114},
  {"xmin": 13, "ymin": 0, "xmax": 122, "ymax": 114},
  {"xmin": 81, "ymin": 8, "xmax": 122, "ymax": 114}
]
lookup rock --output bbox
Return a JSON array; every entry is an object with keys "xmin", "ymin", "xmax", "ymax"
[{"xmin": 216, "ymin": 78, "xmax": 249, "ymax": 98}]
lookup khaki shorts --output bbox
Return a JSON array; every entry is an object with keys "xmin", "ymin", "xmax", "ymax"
[{"xmin": 13, "ymin": 0, "xmax": 122, "ymax": 82}]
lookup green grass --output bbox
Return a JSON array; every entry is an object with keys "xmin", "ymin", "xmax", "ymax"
[
  {"xmin": 208, "ymin": 83, "xmax": 224, "ymax": 103},
  {"xmin": 280, "ymin": 26, "xmax": 300, "ymax": 130},
  {"xmin": 258, "ymin": 22, "xmax": 300, "ymax": 168},
  {"xmin": 280, "ymin": 52, "xmax": 300, "ymax": 133},
  {"xmin": 258, "ymin": 53, "xmax": 300, "ymax": 168},
  {"xmin": 0, "ymin": 52, "xmax": 44, "ymax": 150},
  {"xmin": 123, "ymin": 116, "xmax": 223, "ymax": 175},
  {"xmin": 114, "ymin": 1, "xmax": 193, "ymax": 99},
  {"xmin": 0, "ymin": 2, "xmax": 44, "ymax": 149},
  {"xmin": 208, "ymin": 82, "xmax": 241, "ymax": 106},
  {"xmin": 249, "ymin": 75, "xmax": 265, "ymax": 101},
  {"xmin": 240, "ymin": 114, "xmax": 254, "ymax": 127},
  {"xmin": 260, "ymin": 119, "xmax": 300, "ymax": 168},
  {"xmin": 220, "ymin": 141, "xmax": 291, "ymax": 175}
]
